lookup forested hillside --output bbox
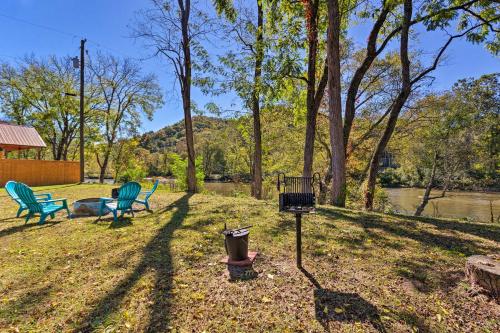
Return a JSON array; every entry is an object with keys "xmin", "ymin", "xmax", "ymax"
[{"xmin": 139, "ymin": 116, "xmax": 228, "ymax": 153}]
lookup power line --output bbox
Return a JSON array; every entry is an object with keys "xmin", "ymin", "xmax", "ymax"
[
  {"xmin": 0, "ymin": 12, "xmax": 138, "ymax": 59},
  {"xmin": 0, "ymin": 12, "xmax": 81, "ymax": 39}
]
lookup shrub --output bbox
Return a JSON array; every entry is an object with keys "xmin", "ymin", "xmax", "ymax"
[
  {"xmin": 169, "ymin": 153, "xmax": 205, "ymax": 191},
  {"xmin": 378, "ymin": 168, "xmax": 402, "ymax": 187},
  {"xmin": 346, "ymin": 179, "xmax": 392, "ymax": 212},
  {"xmin": 118, "ymin": 165, "xmax": 148, "ymax": 183}
]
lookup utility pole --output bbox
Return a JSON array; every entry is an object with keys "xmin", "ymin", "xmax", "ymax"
[{"xmin": 79, "ymin": 39, "xmax": 86, "ymax": 183}]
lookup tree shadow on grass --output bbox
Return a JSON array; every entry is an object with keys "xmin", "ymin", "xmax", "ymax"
[
  {"xmin": 0, "ymin": 221, "xmax": 61, "ymax": 239},
  {"xmin": 72, "ymin": 194, "xmax": 192, "ymax": 333},
  {"xmin": 267, "ymin": 213, "xmax": 298, "ymax": 238},
  {"xmin": 394, "ymin": 309, "xmax": 431, "ymax": 332},
  {"xmin": 1, "ymin": 284, "xmax": 53, "ymax": 321},
  {"xmin": 316, "ymin": 207, "xmax": 497, "ymax": 294},
  {"xmin": 0, "ymin": 216, "xmax": 20, "ymax": 223},
  {"xmin": 109, "ymin": 218, "xmax": 134, "ymax": 229},
  {"xmin": 395, "ymin": 257, "xmax": 465, "ymax": 293},
  {"xmin": 316, "ymin": 208, "xmax": 498, "ymax": 256},
  {"xmin": 399, "ymin": 214, "xmax": 500, "ymax": 243},
  {"xmin": 92, "ymin": 216, "xmax": 134, "ymax": 229},
  {"xmin": 300, "ymin": 268, "xmax": 386, "ymax": 332}
]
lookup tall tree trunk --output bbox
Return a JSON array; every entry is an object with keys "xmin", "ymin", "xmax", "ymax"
[
  {"xmin": 415, "ymin": 151, "xmax": 438, "ymax": 216},
  {"xmin": 302, "ymin": 0, "xmax": 319, "ymax": 178},
  {"xmin": 439, "ymin": 175, "xmax": 451, "ymax": 198},
  {"xmin": 303, "ymin": 64, "xmax": 328, "ymax": 177},
  {"xmin": 315, "ymin": 119, "xmax": 332, "ymax": 204},
  {"xmin": 301, "ymin": 0, "xmax": 329, "ymax": 179},
  {"xmin": 56, "ymin": 142, "xmax": 64, "ymax": 160},
  {"xmin": 251, "ymin": 0, "xmax": 264, "ymax": 199},
  {"xmin": 183, "ymin": 89, "xmax": 196, "ymax": 192},
  {"xmin": 364, "ymin": 0, "xmax": 412, "ymax": 210},
  {"xmin": 488, "ymin": 125, "xmax": 498, "ymax": 177},
  {"xmin": 99, "ymin": 150, "xmax": 111, "ymax": 184},
  {"xmin": 113, "ymin": 141, "xmax": 125, "ymax": 182},
  {"xmin": 180, "ymin": 0, "xmax": 197, "ymax": 193},
  {"xmin": 327, "ymin": 0, "xmax": 346, "ymax": 207},
  {"xmin": 51, "ymin": 138, "xmax": 57, "ymax": 160},
  {"xmin": 62, "ymin": 140, "xmax": 69, "ymax": 161},
  {"xmin": 319, "ymin": 163, "xmax": 333, "ymax": 205}
]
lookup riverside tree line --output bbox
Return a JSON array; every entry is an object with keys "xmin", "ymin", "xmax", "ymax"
[{"xmin": 0, "ymin": 0, "xmax": 498, "ymax": 213}]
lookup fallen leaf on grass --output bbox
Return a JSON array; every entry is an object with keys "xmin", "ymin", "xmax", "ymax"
[
  {"xmin": 190, "ymin": 292, "xmax": 205, "ymax": 301},
  {"xmin": 262, "ymin": 296, "xmax": 272, "ymax": 303}
]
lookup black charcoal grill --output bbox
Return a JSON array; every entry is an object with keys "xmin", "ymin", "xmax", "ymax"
[
  {"xmin": 277, "ymin": 173, "xmax": 321, "ymax": 268},
  {"xmin": 277, "ymin": 173, "xmax": 320, "ymax": 212}
]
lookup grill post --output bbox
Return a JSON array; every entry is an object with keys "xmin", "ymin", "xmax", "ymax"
[
  {"xmin": 296, "ymin": 212, "xmax": 302, "ymax": 268},
  {"xmin": 277, "ymin": 173, "xmax": 320, "ymax": 269}
]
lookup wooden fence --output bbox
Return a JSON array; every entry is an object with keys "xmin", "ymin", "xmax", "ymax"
[{"xmin": 0, "ymin": 159, "xmax": 80, "ymax": 187}]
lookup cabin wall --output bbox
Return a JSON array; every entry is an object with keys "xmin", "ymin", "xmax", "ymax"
[{"xmin": 0, "ymin": 159, "xmax": 80, "ymax": 187}]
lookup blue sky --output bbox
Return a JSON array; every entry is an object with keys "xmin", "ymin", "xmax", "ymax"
[{"xmin": 0, "ymin": 0, "xmax": 498, "ymax": 133}]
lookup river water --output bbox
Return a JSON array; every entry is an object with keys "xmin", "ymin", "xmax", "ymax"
[
  {"xmin": 386, "ymin": 188, "xmax": 499, "ymax": 222},
  {"xmin": 204, "ymin": 182, "xmax": 500, "ymax": 222}
]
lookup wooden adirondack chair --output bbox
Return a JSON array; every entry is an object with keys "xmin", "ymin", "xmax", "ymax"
[
  {"xmin": 135, "ymin": 179, "xmax": 159, "ymax": 211},
  {"xmin": 13, "ymin": 182, "xmax": 70, "ymax": 224},
  {"xmin": 99, "ymin": 182, "xmax": 141, "ymax": 222},
  {"xmin": 5, "ymin": 181, "xmax": 53, "ymax": 217}
]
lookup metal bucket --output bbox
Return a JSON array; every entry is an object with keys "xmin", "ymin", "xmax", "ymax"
[{"xmin": 223, "ymin": 228, "xmax": 250, "ymax": 261}]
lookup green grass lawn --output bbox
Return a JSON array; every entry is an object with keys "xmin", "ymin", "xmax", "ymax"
[{"xmin": 0, "ymin": 184, "xmax": 498, "ymax": 332}]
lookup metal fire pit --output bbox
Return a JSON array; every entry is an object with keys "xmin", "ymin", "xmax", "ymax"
[
  {"xmin": 222, "ymin": 225, "xmax": 252, "ymax": 261},
  {"xmin": 73, "ymin": 198, "xmax": 109, "ymax": 217}
]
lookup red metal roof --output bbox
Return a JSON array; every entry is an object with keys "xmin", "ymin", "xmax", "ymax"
[{"xmin": 0, "ymin": 123, "xmax": 46, "ymax": 150}]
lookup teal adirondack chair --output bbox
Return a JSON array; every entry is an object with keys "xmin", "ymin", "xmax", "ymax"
[
  {"xmin": 135, "ymin": 180, "xmax": 159, "ymax": 211},
  {"xmin": 99, "ymin": 182, "xmax": 141, "ymax": 222},
  {"xmin": 14, "ymin": 182, "xmax": 70, "ymax": 224},
  {"xmin": 5, "ymin": 181, "xmax": 53, "ymax": 217}
]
